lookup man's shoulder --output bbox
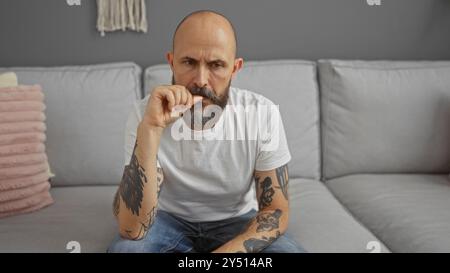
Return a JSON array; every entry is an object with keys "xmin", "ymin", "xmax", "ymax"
[{"xmin": 230, "ymin": 86, "xmax": 275, "ymax": 106}]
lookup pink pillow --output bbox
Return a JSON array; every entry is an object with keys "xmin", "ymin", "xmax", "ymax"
[
  {"xmin": 0, "ymin": 181, "xmax": 50, "ymax": 203},
  {"xmin": 0, "ymin": 191, "xmax": 53, "ymax": 218},
  {"xmin": 0, "ymin": 122, "xmax": 46, "ymax": 135},
  {"xmin": 0, "ymin": 101, "xmax": 46, "ymax": 112},
  {"xmin": 0, "ymin": 84, "xmax": 53, "ymax": 219},
  {"xmin": 0, "ymin": 132, "xmax": 46, "ymax": 146},
  {"xmin": 0, "ymin": 153, "xmax": 48, "ymax": 169},
  {"xmin": 0, "ymin": 171, "xmax": 49, "ymax": 191},
  {"xmin": 0, "ymin": 111, "xmax": 46, "ymax": 123}
]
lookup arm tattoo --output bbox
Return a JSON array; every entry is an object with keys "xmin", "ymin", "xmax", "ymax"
[
  {"xmin": 119, "ymin": 142, "xmax": 147, "ymax": 216},
  {"xmin": 275, "ymin": 164, "xmax": 289, "ymax": 200},
  {"xmin": 113, "ymin": 143, "xmax": 163, "ymax": 216},
  {"xmin": 237, "ymin": 231, "xmax": 281, "ymax": 253},
  {"xmin": 113, "ymin": 191, "xmax": 120, "ymax": 216},
  {"xmin": 114, "ymin": 142, "xmax": 147, "ymax": 216},
  {"xmin": 125, "ymin": 206, "xmax": 157, "ymax": 240},
  {"xmin": 256, "ymin": 176, "xmax": 275, "ymax": 210},
  {"xmin": 256, "ymin": 209, "xmax": 282, "ymax": 232},
  {"xmin": 238, "ymin": 166, "xmax": 288, "ymax": 253},
  {"xmin": 113, "ymin": 141, "xmax": 164, "ymax": 239}
]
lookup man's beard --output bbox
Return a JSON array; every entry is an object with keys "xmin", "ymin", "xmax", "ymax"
[
  {"xmin": 171, "ymin": 75, "xmax": 230, "ymax": 109},
  {"xmin": 171, "ymin": 75, "xmax": 231, "ymax": 130}
]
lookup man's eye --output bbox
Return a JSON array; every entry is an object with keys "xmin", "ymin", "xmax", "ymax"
[
  {"xmin": 183, "ymin": 60, "xmax": 194, "ymax": 65},
  {"xmin": 210, "ymin": 63, "xmax": 223, "ymax": 69}
]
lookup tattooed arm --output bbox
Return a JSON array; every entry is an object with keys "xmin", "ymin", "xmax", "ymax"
[
  {"xmin": 212, "ymin": 164, "xmax": 289, "ymax": 253},
  {"xmin": 113, "ymin": 123, "xmax": 164, "ymax": 240},
  {"xmin": 113, "ymin": 84, "xmax": 196, "ymax": 240}
]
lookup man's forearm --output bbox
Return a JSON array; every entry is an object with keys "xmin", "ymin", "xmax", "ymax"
[
  {"xmin": 214, "ymin": 164, "xmax": 290, "ymax": 253},
  {"xmin": 212, "ymin": 209, "xmax": 288, "ymax": 253},
  {"xmin": 113, "ymin": 123, "xmax": 164, "ymax": 240}
]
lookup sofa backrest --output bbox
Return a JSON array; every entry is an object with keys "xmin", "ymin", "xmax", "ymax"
[
  {"xmin": 319, "ymin": 60, "xmax": 450, "ymax": 180},
  {"xmin": 5, "ymin": 59, "xmax": 448, "ymax": 185},
  {"xmin": 144, "ymin": 60, "xmax": 321, "ymax": 179},
  {"xmin": 0, "ymin": 63, "xmax": 141, "ymax": 186}
]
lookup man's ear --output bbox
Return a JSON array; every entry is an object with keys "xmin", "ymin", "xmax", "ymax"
[
  {"xmin": 166, "ymin": 52, "xmax": 175, "ymax": 71},
  {"xmin": 231, "ymin": 58, "xmax": 244, "ymax": 79}
]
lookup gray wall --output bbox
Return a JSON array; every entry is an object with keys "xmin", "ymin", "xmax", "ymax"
[{"xmin": 1, "ymin": 0, "xmax": 450, "ymax": 68}]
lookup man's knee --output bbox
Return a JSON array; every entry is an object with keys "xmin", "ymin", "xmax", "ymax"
[
  {"xmin": 107, "ymin": 212, "xmax": 191, "ymax": 253},
  {"xmin": 107, "ymin": 235, "xmax": 150, "ymax": 253}
]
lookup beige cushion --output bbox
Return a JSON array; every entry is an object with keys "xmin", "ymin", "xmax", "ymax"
[{"xmin": 0, "ymin": 72, "xmax": 18, "ymax": 88}]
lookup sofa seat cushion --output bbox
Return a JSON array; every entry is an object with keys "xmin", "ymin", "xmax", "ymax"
[
  {"xmin": 0, "ymin": 181, "xmax": 390, "ymax": 253},
  {"xmin": 326, "ymin": 174, "xmax": 450, "ymax": 252},
  {"xmin": 288, "ymin": 179, "xmax": 389, "ymax": 252},
  {"xmin": 0, "ymin": 185, "xmax": 117, "ymax": 252}
]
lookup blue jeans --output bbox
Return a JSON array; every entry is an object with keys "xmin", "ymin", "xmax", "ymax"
[{"xmin": 108, "ymin": 209, "xmax": 306, "ymax": 253}]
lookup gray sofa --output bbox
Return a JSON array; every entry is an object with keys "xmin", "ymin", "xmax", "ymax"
[{"xmin": 0, "ymin": 60, "xmax": 449, "ymax": 253}]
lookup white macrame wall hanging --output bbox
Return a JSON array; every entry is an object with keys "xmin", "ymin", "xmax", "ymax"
[{"xmin": 96, "ymin": 0, "xmax": 148, "ymax": 36}]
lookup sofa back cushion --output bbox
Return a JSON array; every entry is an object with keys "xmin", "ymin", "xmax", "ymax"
[
  {"xmin": 144, "ymin": 60, "xmax": 321, "ymax": 179},
  {"xmin": 319, "ymin": 60, "xmax": 450, "ymax": 180},
  {"xmin": 0, "ymin": 63, "xmax": 141, "ymax": 186}
]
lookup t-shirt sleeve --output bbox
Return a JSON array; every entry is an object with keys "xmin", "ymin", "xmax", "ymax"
[
  {"xmin": 255, "ymin": 104, "xmax": 291, "ymax": 171},
  {"xmin": 123, "ymin": 100, "xmax": 161, "ymax": 168}
]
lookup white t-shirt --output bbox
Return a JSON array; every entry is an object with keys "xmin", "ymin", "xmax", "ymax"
[{"xmin": 124, "ymin": 86, "xmax": 291, "ymax": 222}]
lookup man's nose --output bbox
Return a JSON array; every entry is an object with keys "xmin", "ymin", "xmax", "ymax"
[{"xmin": 193, "ymin": 65, "xmax": 209, "ymax": 88}]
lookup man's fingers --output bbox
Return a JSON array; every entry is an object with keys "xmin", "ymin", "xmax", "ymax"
[
  {"xmin": 167, "ymin": 85, "xmax": 191, "ymax": 106},
  {"xmin": 187, "ymin": 92, "xmax": 193, "ymax": 108},
  {"xmin": 173, "ymin": 88, "xmax": 182, "ymax": 106},
  {"xmin": 159, "ymin": 85, "xmax": 199, "ymax": 116},
  {"xmin": 180, "ymin": 88, "xmax": 188, "ymax": 105},
  {"xmin": 161, "ymin": 89, "xmax": 176, "ymax": 111}
]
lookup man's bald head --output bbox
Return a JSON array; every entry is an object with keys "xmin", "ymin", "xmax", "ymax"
[{"xmin": 172, "ymin": 10, "xmax": 237, "ymax": 56}]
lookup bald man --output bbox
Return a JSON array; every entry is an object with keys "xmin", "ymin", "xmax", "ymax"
[{"xmin": 108, "ymin": 10, "xmax": 305, "ymax": 253}]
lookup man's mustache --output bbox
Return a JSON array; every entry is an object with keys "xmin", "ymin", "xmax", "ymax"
[{"xmin": 188, "ymin": 86, "xmax": 222, "ymax": 105}]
